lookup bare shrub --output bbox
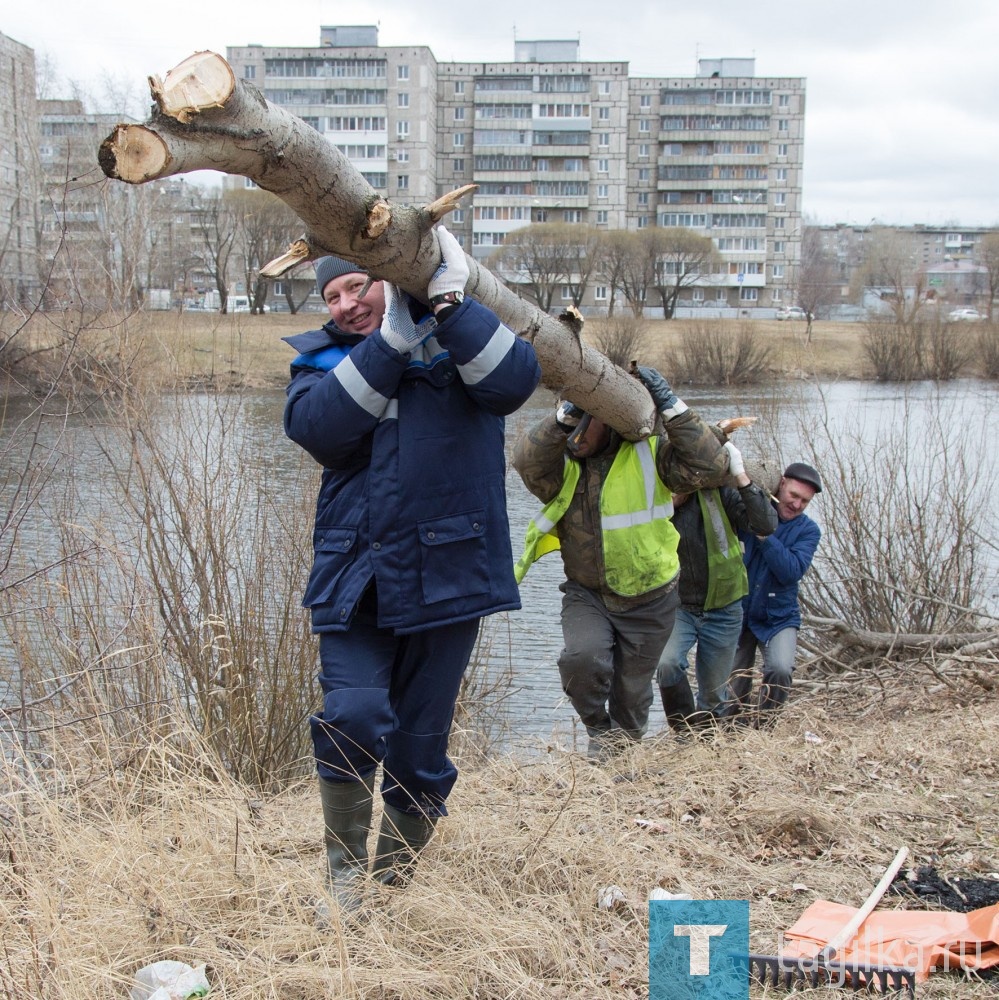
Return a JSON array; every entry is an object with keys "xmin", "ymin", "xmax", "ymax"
[
  {"xmin": 588, "ymin": 314, "xmax": 647, "ymax": 368},
  {"xmin": 864, "ymin": 316, "xmax": 970, "ymax": 381},
  {"xmin": 976, "ymin": 321, "xmax": 999, "ymax": 378},
  {"xmin": 664, "ymin": 321, "xmax": 773, "ymax": 385},
  {"xmin": 753, "ymin": 385, "xmax": 996, "ymax": 647}
]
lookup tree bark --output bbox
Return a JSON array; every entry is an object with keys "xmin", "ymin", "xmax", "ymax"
[{"xmin": 98, "ymin": 51, "xmax": 657, "ymax": 439}]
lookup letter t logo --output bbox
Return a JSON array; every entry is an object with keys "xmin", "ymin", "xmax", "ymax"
[{"xmin": 674, "ymin": 924, "xmax": 728, "ymax": 975}]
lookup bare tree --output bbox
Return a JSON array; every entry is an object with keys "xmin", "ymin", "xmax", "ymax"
[
  {"xmin": 616, "ymin": 231, "xmax": 654, "ymax": 318},
  {"xmin": 644, "ymin": 226, "xmax": 717, "ymax": 320},
  {"xmin": 562, "ymin": 225, "xmax": 604, "ymax": 308},
  {"xmin": 489, "ymin": 223, "xmax": 572, "ymax": 313},
  {"xmin": 193, "ymin": 189, "xmax": 237, "ymax": 314},
  {"xmin": 596, "ymin": 230, "xmax": 633, "ymax": 317},
  {"xmin": 795, "ymin": 227, "xmax": 841, "ymax": 342},
  {"xmin": 98, "ymin": 51, "xmax": 658, "ymax": 439},
  {"xmin": 977, "ymin": 232, "xmax": 999, "ymax": 321},
  {"xmin": 857, "ymin": 228, "xmax": 926, "ymax": 327}
]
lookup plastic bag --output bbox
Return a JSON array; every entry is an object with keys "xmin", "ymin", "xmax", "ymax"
[{"xmin": 130, "ymin": 961, "xmax": 210, "ymax": 1000}]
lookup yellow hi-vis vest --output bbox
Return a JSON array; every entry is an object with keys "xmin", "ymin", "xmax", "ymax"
[
  {"xmin": 697, "ymin": 488, "xmax": 749, "ymax": 610},
  {"xmin": 515, "ymin": 438, "xmax": 680, "ymax": 597}
]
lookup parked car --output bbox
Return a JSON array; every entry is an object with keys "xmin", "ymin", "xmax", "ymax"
[
  {"xmin": 947, "ymin": 307, "xmax": 985, "ymax": 322},
  {"xmin": 775, "ymin": 306, "xmax": 807, "ymax": 321}
]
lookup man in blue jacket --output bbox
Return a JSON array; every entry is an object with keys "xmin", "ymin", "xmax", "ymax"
[
  {"xmin": 728, "ymin": 462, "xmax": 822, "ymax": 728},
  {"xmin": 283, "ymin": 227, "xmax": 540, "ymax": 911}
]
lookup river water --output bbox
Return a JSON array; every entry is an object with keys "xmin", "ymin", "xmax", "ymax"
[{"xmin": 2, "ymin": 379, "xmax": 997, "ymax": 753}]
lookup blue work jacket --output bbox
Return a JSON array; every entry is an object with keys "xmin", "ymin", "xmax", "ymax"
[
  {"xmin": 741, "ymin": 505, "xmax": 821, "ymax": 642},
  {"xmin": 283, "ymin": 296, "xmax": 541, "ymax": 635}
]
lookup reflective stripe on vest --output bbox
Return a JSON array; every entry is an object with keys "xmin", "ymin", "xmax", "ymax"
[
  {"xmin": 600, "ymin": 439, "xmax": 678, "ymax": 596},
  {"xmin": 697, "ymin": 488, "xmax": 749, "ymax": 610},
  {"xmin": 515, "ymin": 439, "xmax": 679, "ymax": 597}
]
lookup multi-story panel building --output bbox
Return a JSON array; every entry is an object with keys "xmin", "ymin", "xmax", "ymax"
[
  {"xmin": 0, "ymin": 31, "xmax": 40, "ymax": 309},
  {"xmin": 228, "ymin": 30, "xmax": 805, "ymax": 316}
]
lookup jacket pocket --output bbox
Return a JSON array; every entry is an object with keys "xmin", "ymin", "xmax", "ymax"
[
  {"xmin": 418, "ymin": 510, "xmax": 490, "ymax": 605},
  {"xmin": 303, "ymin": 527, "xmax": 357, "ymax": 608}
]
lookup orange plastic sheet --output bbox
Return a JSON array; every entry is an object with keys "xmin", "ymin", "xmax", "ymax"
[{"xmin": 780, "ymin": 900, "xmax": 999, "ymax": 983}]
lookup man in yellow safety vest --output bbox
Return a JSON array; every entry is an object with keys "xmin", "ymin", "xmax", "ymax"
[{"xmin": 512, "ymin": 367, "xmax": 734, "ymax": 761}]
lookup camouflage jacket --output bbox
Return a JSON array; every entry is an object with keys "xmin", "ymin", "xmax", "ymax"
[{"xmin": 512, "ymin": 410, "xmax": 730, "ymax": 612}]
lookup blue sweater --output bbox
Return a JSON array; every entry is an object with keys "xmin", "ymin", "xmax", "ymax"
[
  {"xmin": 741, "ymin": 506, "xmax": 820, "ymax": 642},
  {"xmin": 283, "ymin": 297, "xmax": 540, "ymax": 635}
]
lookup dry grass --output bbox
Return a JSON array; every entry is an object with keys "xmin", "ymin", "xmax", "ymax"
[{"xmin": 2, "ymin": 677, "xmax": 996, "ymax": 999}]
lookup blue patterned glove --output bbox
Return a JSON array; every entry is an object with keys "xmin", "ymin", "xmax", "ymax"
[
  {"xmin": 378, "ymin": 282, "xmax": 423, "ymax": 354},
  {"xmin": 635, "ymin": 365, "xmax": 687, "ymax": 419},
  {"xmin": 428, "ymin": 225, "xmax": 470, "ymax": 300}
]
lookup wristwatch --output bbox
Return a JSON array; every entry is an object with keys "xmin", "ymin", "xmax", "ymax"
[{"xmin": 429, "ymin": 291, "xmax": 464, "ymax": 308}]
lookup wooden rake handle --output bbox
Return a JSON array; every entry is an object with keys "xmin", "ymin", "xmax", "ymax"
[{"xmin": 820, "ymin": 845, "xmax": 910, "ymax": 962}]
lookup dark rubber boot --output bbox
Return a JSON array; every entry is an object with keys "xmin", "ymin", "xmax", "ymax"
[
  {"xmin": 319, "ymin": 773, "xmax": 374, "ymax": 911},
  {"xmin": 372, "ymin": 804, "xmax": 437, "ymax": 886},
  {"xmin": 659, "ymin": 677, "xmax": 697, "ymax": 735}
]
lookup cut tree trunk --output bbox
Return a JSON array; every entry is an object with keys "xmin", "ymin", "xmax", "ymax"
[{"xmin": 98, "ymin": 51, "xmax": 657, "ymax": 439}]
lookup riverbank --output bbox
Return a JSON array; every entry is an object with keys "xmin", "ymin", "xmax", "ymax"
[
  {"xmin": 6, "ymin": 308, "xmax": 877, "ymax": 389},
  {"xmin": 2, "ymin": 676, "xmax": 995, "ymax": 999}
]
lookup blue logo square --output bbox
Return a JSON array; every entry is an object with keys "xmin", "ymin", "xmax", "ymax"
[{"xmin": 650, "ymin": 899, "xmax": 749, "ymax": 1000}]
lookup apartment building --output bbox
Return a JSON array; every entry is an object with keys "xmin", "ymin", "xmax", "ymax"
[
  {"xmin": 0, "ymin": 30, "xmax": 40, "ymax": 308},
  {"xmin": 227, "ymin": 31, "xmax": 808, "ymax": 316}
]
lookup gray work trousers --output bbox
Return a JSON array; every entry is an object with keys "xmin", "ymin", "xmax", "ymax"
[{"xmin": 557, "ymin": 579, "xmax": 679, "ymax": 741}]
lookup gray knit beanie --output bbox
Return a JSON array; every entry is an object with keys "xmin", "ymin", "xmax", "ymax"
[{"xmin": 315, "ymin": 255, "xmax": 367, "ymax": 296}]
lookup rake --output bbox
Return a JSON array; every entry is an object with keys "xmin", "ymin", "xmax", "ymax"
[{"xmin": 748, "ymin": 845, "xmax": 917, "ymax": 996}]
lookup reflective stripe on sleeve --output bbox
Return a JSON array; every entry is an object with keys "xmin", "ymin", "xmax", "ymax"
[
  {"xmin": 335, "ymin": 355, "xmax": 391, "ymax": 418},
  {"xmin": 455, "ymin": 324, "xmax": 516, "ymax": 385}
]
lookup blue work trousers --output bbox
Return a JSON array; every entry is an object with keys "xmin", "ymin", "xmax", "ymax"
[{"xmin": 312, "ymin": 615, "xmax": 480, "ymax": 817}]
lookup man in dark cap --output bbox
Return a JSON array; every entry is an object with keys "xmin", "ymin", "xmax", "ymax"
[
  {"xmin": 727, "ymin": 462, "xmax": 822, "ymax": 727},
  {"xmin": 282, "ymin": 227, "xmax": 540, "ymax": 912}
]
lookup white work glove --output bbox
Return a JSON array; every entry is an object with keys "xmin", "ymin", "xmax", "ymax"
[
  {"xmin": 723, "ymin": 441, "xmax": 746, "ymax": 478},
  {"xmin": 428, "ymin": 225, "xmax": 470, "ymax": 301},
  {"xmin": 378, "ymin": 282, "xmax": 423, "ymax": 354}
]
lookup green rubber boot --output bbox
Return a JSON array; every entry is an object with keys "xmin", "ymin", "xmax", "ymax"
[
  {"xmin": 372, "ymin": 804, "xmax": 437, "ymax": 886},
  {"xmin": 319, "ymin": 773, "xmax": 374, "ymax": 911}
]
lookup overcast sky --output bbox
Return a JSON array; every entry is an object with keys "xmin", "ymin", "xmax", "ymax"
[{"xmin": 6, "ymin": 0, "xmax": 998, "ymax": 227}]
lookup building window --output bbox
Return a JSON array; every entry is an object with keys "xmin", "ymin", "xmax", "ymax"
[
  {"xmin": 640, "ymin": 94, "xmax": 651, "ymax": 108},
  {"xmin": 774, "ymin": 166, "xmax": 788, "ymax": 181},
  {"xmin": 772, "ymin": 264, "xmax": 785, "ymax": 279},
  {"xmin": 599, "ymin": 80, "xmax": 611, "ymax": 95},
  {"xmin": 397, "ymin": 120, "xmax": 410, "ymax": 139},
  {"xmin": 397, "ymin": 175, "xmax": 409, "ymax": 189},
  {"xmin": 396, "ymin": 149, "xmax": 409, "ymax": 162},
  {"xmin": 692, "ymin": 288, "xmax": 704, "ymax": 302},
  {"xmin": 453, "ymin": 132, "xmax": 465, "ymax": 147},
  {"xmin": 598, "ymin": 107, "xmax": 609, "ymax": 120},
  {"xmin": 398, "ymin": 93, "xmax": 409, "ymax": 108},
  {"xmin": 637, "ymin": 192, "xmax": 649, "ymax": 206},
  {"xmin": 740, "ymin": 287, "xmax": 759, "ymax": 301},
  {"xmin": 777, "ymin": 118, "xmax": 789, "ymax": 132},
  {"xmin": 597, "ymin": 183, "xmax": 609, "ymax": 199},
  {"xmin": 452, "ymin": 209, "xmax": 465, "ymax": 223},
  {"xmin": 561, "ymin": 286, "xmax": 573, "ymax": 300},
  {"xmin": 663, "ymin": 142, "xmax": 683, "ymax": 156},
  {"xmin": 638, "ymin": 216, "xmax": 649, "ymax": 228},
  {"xmin": 773, "ymin": 240, "xmax": 785, "ymax": 253},
  {"xmin": 639, "ymin": 119, "xmax": 650, "ymax": 133},
  {"xmin": 599, "ymin": 132, "xmax": 610, "ymax": 147},
  {"xmin": 772, "ymin": 287, "xmax": 782, "ymax": 302},
  {"xmin": 244, "ymin": 178, "xmax": 258, "ymax": 189},
  {"xmin": 638, "ymin": 167, "xmax": 650, "ymax": 181},
  {"xmin": 716, "ymin": 289, "xmax": 727, "ymax": 302},
  {"xmin": 638, "ymin": 143, "xmax": 650, "ymax": 157},
  {"xmin": 774, "ymin": 192, "xmax": 786, "ymax": 206},
  {"xmin": 597, "ymin": 158, "xmax": 609, "ymax": 173},
  {"xmin": 774, "ymin": 217, "xmax": 785, "ymax": 229},
  {"xmin": 596, "ymin": 209, "xmax": 608, "ymax": 224},
  {"xmin": 778, "ymin": 94, "xmax": 790, "ymax": 107},
  {"xmin": 776, "ymin": 143, "xmax": 788, "ymax": 158},
  {"xmin": 244, "ymin": 65, "xmax": 256, "ymax": 79},
  {"xmin": 454, "ymin": 106, "xmax": 465, "ymax": 121},
  {"xmin": 453, "ymin": 158, "xmax": 464, "ymax": 172},
  {"xmin": 595, "ymin": 285, "xmax": 608, "ymax": 301},
  {"xmin": 454, "ymin": 80, "xmax": 465, "ymax": 95},
  {"xmin": 398, "ymin": 65, "xmax": 409, "ymax": 81},
  {"xmin": 563, "ymin": 210, "xmax": 583, "ymax": 223}
]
